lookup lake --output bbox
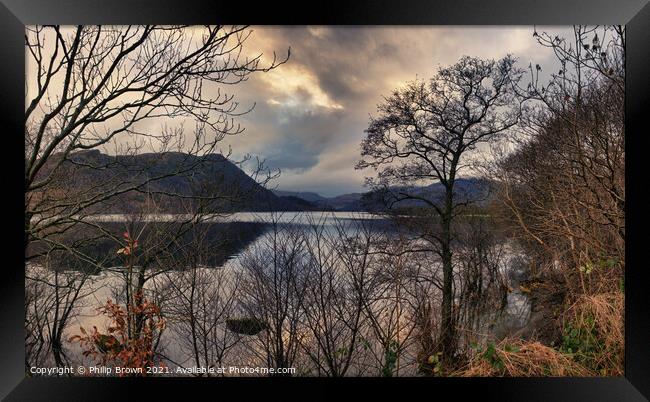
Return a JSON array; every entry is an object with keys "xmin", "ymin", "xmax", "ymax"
[
  {"xmin": 58, "ymin": 211, "xmax": 385, "ymax": 223},
  {"xmin": 26, "ymin": 211, "xmax": 531, "ymax": 375}
]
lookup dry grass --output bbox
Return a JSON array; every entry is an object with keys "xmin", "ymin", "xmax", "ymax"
[
  {"xmin": 561, "ymin": 292, "xmax": 624, "ymax": 376},
  {"xmin": 455, "ymin": 338, "xmax": 593, "ymax": 377},
  {"xmin": 455, "ymin": 291, "xmax": 624, "ymax": 377}
]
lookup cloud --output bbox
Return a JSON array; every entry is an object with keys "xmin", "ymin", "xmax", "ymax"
[
  {"xmin": 216, "ymin": 26, "xmax": 573, "ymax": 196},
  {"xmin": 261, "ymin": 64, "xmax": 344, "ymax": 111},
  {"xmin": 26, "ymin": 25, "xmax": 574, "ymax": 196}
]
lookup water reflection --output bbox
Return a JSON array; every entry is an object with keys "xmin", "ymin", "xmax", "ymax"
[{"xmin": 25, "ymin": 212, "xmax": 531, "ymax": 375}]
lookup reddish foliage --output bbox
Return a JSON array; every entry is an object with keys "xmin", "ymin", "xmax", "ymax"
[
  {"xmin": 116, "ymin": 231, "xmax": 139, "ymax": 256},
  {"xmin": 69, "ymin": 295, "xmax": 166, "ymax": 376}
]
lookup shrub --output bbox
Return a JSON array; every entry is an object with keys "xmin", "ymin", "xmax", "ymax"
[{"xmin": 69, "ymin": 297, "xmax": 166, "ymax": 376}]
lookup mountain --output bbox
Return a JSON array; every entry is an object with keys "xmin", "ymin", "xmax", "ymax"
[
  {"xmin": 37, "ymin": 150, "xmax": 494, "ymax": 214},
  {"xmin": 273, "ymin": 190, "xmax": 364, "ymax": 211},
  {"xmin": 272, "ymin": 190, "xmax": 328, "ymax": 204},
  {"xmin": 36, "ymin": 150, "xmax": 310, "ymax": 213},
  {"xmin": 275, "ymin": 195, "xmax": 320, "ymax": 211},
  {"xmin": 275, "ymin": 178, "xmax": 493, "ymax": 212},
  {"xmin": 321, "ymin": 193, "xmax": 365, "ymax": 211},
  {"xmin": 360, "ymin": 178, "xmax": 493, "ymax": 212},
  {"xmin": 415, "ymin": 177, "xmax": 492, "ymax": 205}
]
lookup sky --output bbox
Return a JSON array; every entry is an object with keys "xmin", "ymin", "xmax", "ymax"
[
  {"xmin": 216, "ymin": 26, "xmax": 570, "ymax": 197},
  {"xmin": 26, "ymin": 25, "xmax": 572, "ymax": 197}
]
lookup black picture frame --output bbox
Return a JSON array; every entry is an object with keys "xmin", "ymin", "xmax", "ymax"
[{"xmin": 2, "ymin": 0, "xmax": 648, "ymax": 400}]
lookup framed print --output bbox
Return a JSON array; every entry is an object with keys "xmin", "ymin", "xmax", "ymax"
[{"xmin": 1, "ymin": 0, "xmax": 649, "ymax": 400}]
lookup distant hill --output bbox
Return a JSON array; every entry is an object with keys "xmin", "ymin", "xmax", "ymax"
[
  {"xmin": 36, "ymin": 150, "xmax": 310, "ymax": 213},
  {"xmin": 272, "ymin": 190, "xmax": 364, "ymax": 211},
  {"xmin": 272, "ymin": 190, "xmax": 328, "ymax": 204},
  {"xmin": 275, "ymin": 195, "xmax": 320, "ymax": 211},
  {"xmin": 36, "ymin": 150, "xmax": 494, "ymax": 214},
  {"xmin": 321, "ymin": 193, "xmax": 365, "ymax": 211},
  {"xmin": 274, "ymin": 178, "xmax": 493, "ymax": 212},
  {"xmin": 360, "ymin": 178, "xmax": 493, "ymax": 212}
]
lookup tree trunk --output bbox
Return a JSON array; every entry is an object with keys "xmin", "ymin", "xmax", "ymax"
[
  {"xmin": 25, "ymin": 211, "xmax": 31, "ymax": 252},
  {"xmin": 439, "ymin": 184, "xmax": 456, "ymax": 366}
]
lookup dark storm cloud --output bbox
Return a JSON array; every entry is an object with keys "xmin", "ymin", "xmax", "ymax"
[
  {"xmin": 218, "ymin": 26, "xmax": 571, "ymax": 196},
  {"xmin": 261, "ymin": 107, "xmax": 345, "ymax": 171}
]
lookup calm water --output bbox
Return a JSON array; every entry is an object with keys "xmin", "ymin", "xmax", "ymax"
[
  {"xmin": 27, "ymin": 211, "xmax": 396, "ymax": 370},
  {"xmin": 80, "ymin": 211, "xmax": 385, "ymax": 224},
  {"xmin": 27, "ymin": 212, "xmax": 531, "ymax": 373}
]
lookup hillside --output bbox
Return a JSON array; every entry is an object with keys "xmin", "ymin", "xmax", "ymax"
[
  {"xmin": 272, "ymin": 190, "xmax": 365, "ymax": 211},
  {"xmin": 36, "ymin": 150, "xmax": 494, "ymax": 214},
  {"xmin": 275, "ymin": 178, "xmax": 493, "ymax": 212},
  {"xmin": 36, "ymin": 150, "xmax": 309, "ymax": 213},
  {"xmin": 272, "ymin": 190, "xmax": 328, "ymax": 204}
]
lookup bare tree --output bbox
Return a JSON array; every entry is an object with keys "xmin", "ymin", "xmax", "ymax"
[
  {"xmin": 357, "ymin": 55, "xmax": 523, "ymax": 365},
  {"xmin": 297, "ymin": 216, "xmax": 377, "ymax": 376},
  {"xmin": 362, "ymin": 234, "xmax": 421, "ymax": 376},
  {"xmin": 24, "ymin": 25, "xmax": 288, "ymax": 370},
  {"xmin": 498, "ymin": 26, "xmax": 624, "ymax": 294},
  {"xmin": 25, "ymin": 25, "xmax": 288, "ymax": 256},
  {"xmin": 237, "ymin": 217, "xmax": 308, "ymax": 375},
  {"xmin": 161, "ymin": 264, "xmax": 243, "ymax": 374},
  {"xmin": 453, "ymin": 215, "xmax": 509, "ymax": 346},
  {"xmin": 25, "ymin": 253, "xmax": 95, "ymax": 370}
]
